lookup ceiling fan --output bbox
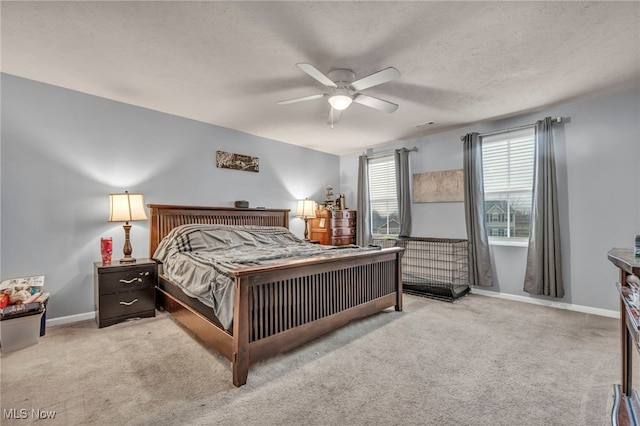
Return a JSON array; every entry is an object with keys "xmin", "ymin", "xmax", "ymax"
[{"xmin": 277, "ymin": 63, "xmax": 400, "ymax": 126}]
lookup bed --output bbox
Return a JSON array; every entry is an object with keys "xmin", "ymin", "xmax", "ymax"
[{"xmin": 148, "ymin": 204, "xmax": 404, "ymax": 386}]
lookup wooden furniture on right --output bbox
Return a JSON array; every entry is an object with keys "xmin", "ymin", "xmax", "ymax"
[
  {"xmin": 608, "ymin": 248, "xmax": 640, "ymax": 425},
  {"xmin": 309, "ymin": 209, "xmax": 356, "ymax": 246},
  {"xmin": 148, "ymin": 204, "xmax": 402, "ymax": 387}
]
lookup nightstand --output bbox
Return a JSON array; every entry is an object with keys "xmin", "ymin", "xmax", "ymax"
[{"xmin": 94, "ymin": 259, "xmax": 157, "ymax": 328}]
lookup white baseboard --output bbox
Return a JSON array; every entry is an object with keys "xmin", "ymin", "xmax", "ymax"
[
  {"xmin": 470, "ymin": 288, "xmax": 619, "ymax": 319},
  {"xmin": 45, "ymin": 311, "xmax": 95, "ymax": 328}
]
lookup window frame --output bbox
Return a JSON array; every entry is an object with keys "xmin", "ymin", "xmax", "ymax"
[
  {"xmin": 368, "ymin": 154, "xmax": 400, "ymax": 238},
  {"xmin": 481, "ymin": 127, "xmax": 535, "ymax": 246}
]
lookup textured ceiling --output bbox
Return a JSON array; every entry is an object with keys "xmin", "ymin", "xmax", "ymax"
[{"xmin": 2, "ymin": 1, "xmax": 639, "ymax": 155}]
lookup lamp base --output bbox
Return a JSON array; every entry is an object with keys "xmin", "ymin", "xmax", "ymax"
[
  {"xmin": 119, "ymin": 223, "xmax": 136, "ymax": 264},
  {"xmin": 304, "ymin": 218, "xmax": 310, "ymax": 240}
]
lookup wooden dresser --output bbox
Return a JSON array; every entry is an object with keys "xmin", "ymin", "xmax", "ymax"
[
  {"xmin": 309, "ymin": 209, "xmax": 356, "ymax": 246},
  {"xmin": 608, "ymin": 248, "xmax": 640, "ymax": 425}
]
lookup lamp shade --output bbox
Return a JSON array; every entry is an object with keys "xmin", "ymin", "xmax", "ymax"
[
  {"xmin": 108, "ymin": 191, "xmax": 147, "ymax": 223},
  {"xmin": 328, "ymin": 94, "xmax": 352, "ymax": 111},
  {"xmin": 296, "ymin": 199, "xmax": 317, "ymax": 219}
]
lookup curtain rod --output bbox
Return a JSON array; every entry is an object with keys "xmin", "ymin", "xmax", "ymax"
[
  {"xmin": 459, "ymin": 116, "xmax": 563, "ymax": 141},
  {"xmin": 366, "ymin": 146, "xmax": 418, "ymax": 159}
]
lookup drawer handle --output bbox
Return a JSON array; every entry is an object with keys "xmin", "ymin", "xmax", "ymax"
[
  {"xmin": 140, "ymin": 271, "xmax": 150, "ymax": 276},
  {"xmin": 119, "ymin": 299, "xmax": 138, "ymax": 306},
  {"xmin": 119, "ymin": 277, "xmax": 143, "ymax": 284}
]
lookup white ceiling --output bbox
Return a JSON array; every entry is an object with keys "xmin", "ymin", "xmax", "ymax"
[{"xmin": 2, "ymin": 1, "xmax": 639, "ymax": 155}]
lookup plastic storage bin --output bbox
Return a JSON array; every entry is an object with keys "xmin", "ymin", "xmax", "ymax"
[{"xmin": 0, "ymin": 310, "xmax": 45, "ymax": 352}]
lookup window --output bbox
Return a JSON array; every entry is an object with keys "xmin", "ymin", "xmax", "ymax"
[
  {"xmin": 368, "ymin": 155, "xmax": 399, "ymax": 236},
  {"xmin": 482, "ymin": 128, "xmax": 535, "ymax": 240}
]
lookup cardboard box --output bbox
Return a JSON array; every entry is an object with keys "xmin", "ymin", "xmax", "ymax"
[{"xmin": 0, "ymin": 310, "xmax": 44, "ymax": 352}]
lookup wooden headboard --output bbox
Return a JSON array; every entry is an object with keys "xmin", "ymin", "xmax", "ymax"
[{"xmin": 147, "ymin": 204, "xmax": 290, "ymax": 256}]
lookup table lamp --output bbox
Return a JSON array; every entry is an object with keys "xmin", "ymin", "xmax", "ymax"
[
  {"xmin": 296, "ymin": 198, "xmax": 317, "ymax": 240},
  {"xmin": 108, "ymin": 191, "xmax": 147, "ymax": 263}
]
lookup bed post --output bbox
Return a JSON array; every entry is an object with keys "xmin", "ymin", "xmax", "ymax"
[
  {"xmin": 395, "ymin": 250, "xmax": 403, "ymax": 312},
  {"xmin": 232, "ymin": 276, "xmax": 250, "ymax": 386},
  {"xmin": 148, "ymin": 205, "xmax": 160, "ymax": 257}
]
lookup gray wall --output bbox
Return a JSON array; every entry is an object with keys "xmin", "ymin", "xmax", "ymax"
[
  {"xmin": 341, "ymin": 88, "xmax": 640, "ymax": 312},
  {"xmin": 3, "ymin": 73, "xmax": 638, "ymax": 320},
  {"xmin": 1, "ymin": 74, "xmax": 339, "ymax": 320}
]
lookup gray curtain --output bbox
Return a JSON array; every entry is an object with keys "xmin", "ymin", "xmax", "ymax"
[
  {"xmin": 356, "ymin": 155, "xmax": 372, "ymax": 246},
  {"xmin": 395, "ymin": 148, "xmax": 412, "ymax": 237},
  {"xmin": 463, "ymin": 132, "xmax": 493, "ymax": 287},
  {"xmin": 524, "ymin": 117, "xmax": 564, "ymax": 297}
]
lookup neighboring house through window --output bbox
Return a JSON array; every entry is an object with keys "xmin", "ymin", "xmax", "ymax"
[{"xmin": 482, "ymin": 127, "xmax": 535, "ymax": 240}]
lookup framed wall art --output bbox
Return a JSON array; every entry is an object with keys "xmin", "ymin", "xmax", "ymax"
[
  {"xmin": 413, "ymin": 169, "xmax": 464, "ymax": 203},
  {"xmin": 216, "ymin": 151, "xmax": 259, "ymax": 172}
]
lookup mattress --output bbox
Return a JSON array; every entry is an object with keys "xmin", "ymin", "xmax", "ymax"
[{"xmin": 153, "ymin": 224, "xmax": 378, "ymax": 329}]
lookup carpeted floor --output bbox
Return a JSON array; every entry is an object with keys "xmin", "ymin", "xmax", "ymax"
[{"xmin": 0, "ymin": 293, "xmax": 626, "ymax": 425}]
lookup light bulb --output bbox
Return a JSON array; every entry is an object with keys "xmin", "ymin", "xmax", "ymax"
[{"xmin": 328, "ymin": 94, "xmax": 352, "ymax": 111}]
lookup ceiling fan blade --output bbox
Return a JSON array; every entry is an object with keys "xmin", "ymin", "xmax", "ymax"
[
  {"xmin": 350, "ymin": 67, "xmax": 400, "ymax": 91},
  {"xmin": 277, "ymin": 94, "xmax": 325, "ymax": 105},
  {"xmin": 296, "ymin": 63, "xmax": 337, "ymax": 88},
  {"xmin": 352, "ymin": 94, "xmax": 398, "ymax": 113},
  {"xmin": 328, "ymin": 108, "xmax": 342, "ymax": 128}
]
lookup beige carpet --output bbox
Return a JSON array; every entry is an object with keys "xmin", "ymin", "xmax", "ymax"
[{"xmin": 0, "ymin": 293, "xmax": 624, "ymax": 425}]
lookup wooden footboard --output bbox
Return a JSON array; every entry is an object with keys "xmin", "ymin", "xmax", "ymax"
[{"xmin": 230, "ymin": 248, "xmax": 403, "ymax": 386}]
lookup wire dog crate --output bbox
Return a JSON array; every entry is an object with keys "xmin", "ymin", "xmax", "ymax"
[{"xmin": 373, "ymin": 237, "xmax": 470, "ymax": 301}]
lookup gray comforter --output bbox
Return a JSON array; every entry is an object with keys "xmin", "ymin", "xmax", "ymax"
[{"xmin": 153, "ymin": 224, "xmax": 377, "ymax": 330}]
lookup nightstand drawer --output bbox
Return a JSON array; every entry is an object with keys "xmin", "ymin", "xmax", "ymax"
[
  {"xmin": 98, "ymin": 265, "xmax": 156, "ymax": 295},
  {"xmin": 98, "ymin": 287, "xmax": 155, "ymax": 320}
]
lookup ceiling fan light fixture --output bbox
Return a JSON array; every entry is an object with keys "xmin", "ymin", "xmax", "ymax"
[{"xmin": 328, "ymin": 94, "xmax": 352, "ymax": 111}]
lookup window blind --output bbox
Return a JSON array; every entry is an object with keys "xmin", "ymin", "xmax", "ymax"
[{"xmin": 482, "ymin": 129, "xmax": 535, "ymax": 194}]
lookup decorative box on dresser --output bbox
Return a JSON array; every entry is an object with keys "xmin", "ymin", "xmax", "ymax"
[
  {"xmin": 309, "ymin": 209, "xmax": 357, "ymax": 246},
  {"xmin": 94, "ymin": 259, "xmax": 157, "ymax": 328}
]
